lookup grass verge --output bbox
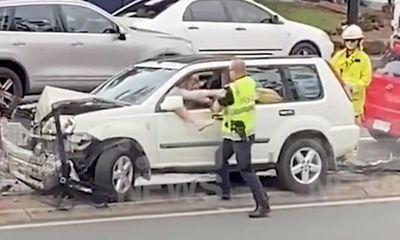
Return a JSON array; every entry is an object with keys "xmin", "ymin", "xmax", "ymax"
[{"xmin": 257, "ymin": 0, "xmax": 343, "ymax": 32}]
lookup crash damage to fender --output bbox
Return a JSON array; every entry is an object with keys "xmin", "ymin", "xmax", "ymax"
[{"xmin": 0, "ymin": 86, "xmax": 143, "ymax": 198}]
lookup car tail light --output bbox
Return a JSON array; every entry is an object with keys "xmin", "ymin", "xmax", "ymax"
[{"xmin": 325, "ymin": 60, "xmax": 352, "ymax": 102}]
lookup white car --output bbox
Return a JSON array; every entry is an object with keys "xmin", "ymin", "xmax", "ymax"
[
  {"xmin": 112, "ymin": 0, "xmax": 334, "ymax": 60},
  {"xmin": 1, "ymin": 55, "xmax": 359, "ymax": 201}
]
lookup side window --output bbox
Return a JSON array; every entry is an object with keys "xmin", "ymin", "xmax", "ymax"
[
  {"xmin": 114, "ymin": 0, "xmax": 179, "ymax": 18},
  {"xmin": 183, "ymin": 0, "xmax": 228, "ymax": 22},
  {"xmin": 285, "ymin": 65, "xmax": 323, "ymax": 101},
  {"xmin": 223, "ymin": 0, "xmax": 272, "ymax": 23},
  {"xmin": 0, "ymin": 7, "xmax": 11, "ymax": 31},
  {"xmin": 247, "ymin": 66, "xmax": 285, "ymax": 104},
  {"xmin": 10, "ymin": 5, "xmax": 60, "ymax": 32},
  {"xmin": 165, "ymin": 69, "xmax": 226, "ymax": 110},
  {"xmin": 60, "ymin": 5, "xmax": 117, "ymax": 34}
]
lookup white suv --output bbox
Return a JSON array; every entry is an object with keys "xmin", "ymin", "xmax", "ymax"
[{"xmin": 1, "ymin": 55, "xmax": 359, "ymax": 200}]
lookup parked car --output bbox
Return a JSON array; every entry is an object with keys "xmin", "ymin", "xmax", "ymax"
[
  {"xmin": 112, "ymin": 0, "xmax": 334, "ymax": 60},
  {"xmin": 0, "ymin": 54, "xmax": 359, "ymax": 201},
  {"xmin": 363, "ymin": 49, "xmax": 400, "ymax": 141},
  {"xmin": 0, "ymin": 0, "xmax": 194, "ymax": 103}
]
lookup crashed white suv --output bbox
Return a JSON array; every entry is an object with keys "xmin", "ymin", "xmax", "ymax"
[{"xmin": 0, "ymin": 55, "xmax": 359, "ymax": 200}]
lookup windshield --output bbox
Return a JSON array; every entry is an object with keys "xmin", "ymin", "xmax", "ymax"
[
  {"xmin": 375, "ymin": 52, "xmax": 400, "ymax": 77},
  {"xmin": 92, "ymin": 67, "xmax": 177, "ymax": 104},
  {"xmin": 114, "ymin": 0, "xmax": 180, "ymax": 18}
]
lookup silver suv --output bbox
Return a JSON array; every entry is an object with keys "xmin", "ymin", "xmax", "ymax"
[{"xmin": 0, "ymin": 0, "xmax": 194, "ymax": 103}]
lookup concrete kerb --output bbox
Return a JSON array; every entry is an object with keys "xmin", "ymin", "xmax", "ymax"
[
  {"xmin": 0, "ymin": 174, "xmax": 400, "ymax": 225},
  {"xmin": 0, "ymin": 184, "xmax": 369, "ymax": 225}
]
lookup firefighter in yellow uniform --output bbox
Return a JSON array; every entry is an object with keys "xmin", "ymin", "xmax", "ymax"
[{"xmin": 330, "ymin": 24, "xmax": 372, "ymax": 125}]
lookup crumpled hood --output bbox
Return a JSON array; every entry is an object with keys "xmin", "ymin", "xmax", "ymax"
[{"xmin": 35, "ymin": 86, "xmax": 95, "ymax": 123}]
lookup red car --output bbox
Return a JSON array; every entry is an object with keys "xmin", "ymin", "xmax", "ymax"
[{"xmin": 363, "ymin": 49, "xmax": 400, "ymax": 141}]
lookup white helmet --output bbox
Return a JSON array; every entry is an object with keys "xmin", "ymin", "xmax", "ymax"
[{"xmin": 341, "ymin": 24, "xmax": 364, "ymax": 40}]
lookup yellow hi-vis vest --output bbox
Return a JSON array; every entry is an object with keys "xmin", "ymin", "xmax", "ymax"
[{"xmin": 222, "ymin": 76, "xmax": 256, "ymax": 140}]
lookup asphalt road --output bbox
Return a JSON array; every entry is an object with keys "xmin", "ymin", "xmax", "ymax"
[{"xmin": 0, "ymin": 200, "xmax": 399, "ymax": 240}]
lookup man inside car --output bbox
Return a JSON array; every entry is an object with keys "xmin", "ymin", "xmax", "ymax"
[{"xmin": 168, "ymin": 73, "xmax": 224, "ymax": 131}]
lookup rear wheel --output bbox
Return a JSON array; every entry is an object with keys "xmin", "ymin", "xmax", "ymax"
[
  {"xmin": 289, "ymin": 42, "xmax": 320, "ymax": 56},
  {"xmin": 277, "ymin": 138, "xmax": 328, "ymax": 194},
  {"xmin": 0, "ymin": 67, "xmax": 23, "ymax": 112}
]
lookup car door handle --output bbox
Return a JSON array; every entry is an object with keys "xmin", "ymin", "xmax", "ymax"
[
  {"xmin": 71, "ymin": 42, "xmax": 84, "ymax": 47},
  {"xmin": 12, "ymin": 41, "xmax": 26, "ymax": 46},
  {"xmin": 279, "ymin": 109, "xmax": 295, "ymax": 116},
  {"xmin": 188, "ymin": 26, "xmax": 199, "ymax": 30},
  {"xmin": 212, "ymin": 113, "xmax": 223, "ymax": 121},
  {"xmin": 235, "ymin": 27, "xmax": 246, "ymax": 31}
]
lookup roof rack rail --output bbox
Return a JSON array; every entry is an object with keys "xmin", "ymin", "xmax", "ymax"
[
  {"xmin": 141, "ymin": 54, "xmax": 321, "ymax": 66},
  {"xmin": 185, "ymin": 54, "xmax": 321, "ymax": 65}
]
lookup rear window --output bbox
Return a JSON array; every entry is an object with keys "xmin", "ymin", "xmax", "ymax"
[
  {"xmin": 113, "ymin": 0, "xmax": 179, "ymax": 18},
  {"xmin": 375, "ymin": 52, "xmax": 400, "ymax": 77},
  {"xmin": 286, "ymin": 65, "xmax": 323, "ymax": 101}
]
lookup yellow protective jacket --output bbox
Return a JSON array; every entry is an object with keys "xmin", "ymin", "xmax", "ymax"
[{"xmin": 330, "ymin": 48, "xmax": 372, "ymax": 117}]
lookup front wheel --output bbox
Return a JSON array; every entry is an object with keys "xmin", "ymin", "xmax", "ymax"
[
  {"xmin": 94, "ymin": 146, "xmax": 136, "ymax": 202},
  {"xmin": 276, "ymin": 138, "xmax": 328, "ymax": 194}
]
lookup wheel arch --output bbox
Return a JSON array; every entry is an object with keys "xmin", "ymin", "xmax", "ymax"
[
  {"xmin": 277, "ymin": 130, "xmax": 335, "ymax": 170},
  {"xmin": 87, "ymin": 137, "xmax": 151, "ymax": 180}
]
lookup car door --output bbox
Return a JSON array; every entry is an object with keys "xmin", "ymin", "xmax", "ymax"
[
  {"xmin": 59, "ymin": 4, "xmax": 134, "ymax": 91},
  {"xmin": 3, "ymin": 4, "xmax": 70, "ymax": 91},
  {"xmin": 182, "ymin": 0, "xmax": 237, "ymax": 54},
  {"xmin": 222, "ymin": 0, "xmax": 289, "ymax": 56},
  {"xmin": 154, "ymin": 69, "xmax": 225, "ymax": 168},
  {"xmin": 245, "ymin": 64, "xmax": 292, "ymax": 162}
]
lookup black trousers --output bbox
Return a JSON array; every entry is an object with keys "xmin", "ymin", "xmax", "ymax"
[{"xmin": 215, "ymin": 134, "xmax": 268, "ymax": 206}]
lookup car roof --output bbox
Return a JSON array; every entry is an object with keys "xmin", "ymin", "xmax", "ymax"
[
  {"xmin": 0, "ymin": 0, "xmax": 86, "ymax": 7},
  {"xmin": 135, "ymin": 54, "xmax": 321, "ymax": 69}
]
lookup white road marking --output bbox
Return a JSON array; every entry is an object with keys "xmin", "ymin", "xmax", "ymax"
[{"xmin": 1, "ymin": 196, "xmax": 400, "ymax": 231}]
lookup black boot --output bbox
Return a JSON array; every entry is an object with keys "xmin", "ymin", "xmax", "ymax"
[
  {"xmin": 248, "ymin": 194, "xmax": 270, "ymax": 218},
  {"xmin": 248, "ymin": 202, "xmax": 270, "ymax": 218}
]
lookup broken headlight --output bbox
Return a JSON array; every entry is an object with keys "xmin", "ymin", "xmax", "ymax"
[
  {"xmin": 65, "ymin": 132, "xmax": 93, "ymax": 152},
  {"xmin": 63, "ymin": 118, "xmax": 76, "ymax": 134}
]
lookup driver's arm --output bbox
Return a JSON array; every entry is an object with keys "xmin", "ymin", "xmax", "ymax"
[{"xmin": 211, "ymin": 86, "xmax": 234, "ymax": 113}]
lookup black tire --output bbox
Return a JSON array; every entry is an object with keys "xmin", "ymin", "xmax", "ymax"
[
  {"xmin": 289, "ymin": 42, "xmax": 320, "ymax": 56},
  {"xmin": 368, "ymin": 129, "xmax": 398, "ymax": 142},
  {"xmin": 276, "ymin": 138, "xmax": 328, "ymax": 194},
  {"xmin": 94, "ymin": 144, "xmax": 137, "ymax": 202},
  {"xmin": 0, "ymin": 67, "xmax": 23, "ymax": 112}
]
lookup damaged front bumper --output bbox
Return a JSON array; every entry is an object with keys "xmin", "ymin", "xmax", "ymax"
[{"xmin": 0, "ymin": 118, "xmax": 63, "ymax": 191}]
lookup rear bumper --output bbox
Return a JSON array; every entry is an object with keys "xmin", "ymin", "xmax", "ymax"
[
  {"xmin": 363, "ymin": 103, "xmax": 400, "ymax": 136},
  {"xmin": 330, "ymin": 125, "xmax": 360, "ymax": 158}
]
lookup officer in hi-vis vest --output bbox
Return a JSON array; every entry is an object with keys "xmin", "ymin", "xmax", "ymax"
[{"xmin": 211, "ymin": 59, "xmax": 270, "ymax": 218}]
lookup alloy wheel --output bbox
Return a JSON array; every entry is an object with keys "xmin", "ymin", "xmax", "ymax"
[
  {"xmin": 289, "ymin": 147, "xmax": 322, "ymax": 185},
  {"xmin": 112, "ymin": 155, "xmax": 134, "ymax": 194}
]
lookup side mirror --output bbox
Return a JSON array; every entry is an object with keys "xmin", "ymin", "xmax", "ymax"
[
  {"xmin": 160, "ymin": 96, "xmax": 184, "ymax": 111},
  {"xmin": 116, "ymin": 25, "xmax": 127, "ymax": 40},
  {"xmin": 118, "ymin": 33, "xmax": 127, "ymax": 40},
  {"xmin": 271, "ymin": 15, "xmax": 282, "ymax": 24}
]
